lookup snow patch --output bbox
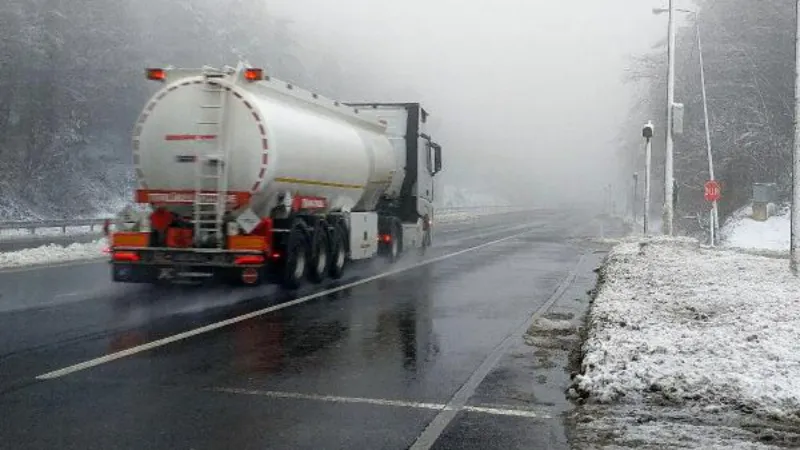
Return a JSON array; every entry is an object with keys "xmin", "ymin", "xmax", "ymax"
[
  {"xmin": 722, "ymin": 204, "xmax": 789, "ymax": 252},
  {"xmin": 0, "ymin": 239, "xmax": 107, "ymax": 269},
  {"xmin": 575, "ymin": 238, "xmax": 800, "ymax": 422}
]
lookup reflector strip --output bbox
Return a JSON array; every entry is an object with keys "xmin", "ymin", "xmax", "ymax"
[
  {"xmin": 165, "ymin": 134, "xmax": 217, "ymax": 141},
  {"xmin": 275, "ymin": 177, "xmax": 363, "ymax": 190},
  {"xmin": 112, "ymin": 252, "xmax": 140, "ymax": 262},
  {"xmin": 234, "ymin": 255, "xmax": 265, "ymax": 265}
]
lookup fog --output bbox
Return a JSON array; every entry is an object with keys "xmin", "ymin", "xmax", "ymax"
[{"xmin": 266, "ymin": 0, "xmax": 668, "ymax": 207}]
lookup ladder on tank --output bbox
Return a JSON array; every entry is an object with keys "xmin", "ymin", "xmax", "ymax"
[{"xmin": 192, "ymin": 71, "xmax": 231, "ymax": 248}]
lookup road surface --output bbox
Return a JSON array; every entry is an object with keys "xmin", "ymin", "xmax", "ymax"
[{"xmin": 0, "ymin": 209, "xmax": 618, "ymax": 449}]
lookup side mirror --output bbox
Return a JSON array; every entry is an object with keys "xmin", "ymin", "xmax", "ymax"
[{"xmin": 432, "ymin": 143, "xmax": 442, "ymax": 174}]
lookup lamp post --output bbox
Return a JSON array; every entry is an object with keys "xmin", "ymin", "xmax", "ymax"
[
  {"xmin": 792, "ymin": 0, "xmax": 800, "ymax": 274},
  {"xmin": 654, "ymin": 6, "xmax": 717, "ymax": 243}
]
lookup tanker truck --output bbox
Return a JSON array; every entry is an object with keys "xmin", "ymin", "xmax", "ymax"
[{"xmin": 108, "ymin": 64, "xmax": 442, "ymax": 288}]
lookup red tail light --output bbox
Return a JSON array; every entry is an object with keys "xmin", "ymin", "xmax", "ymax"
[
  {"xmin": 112, "ymin": 251, "xmax": 140, "ymax": 262},
  {"xmin": 380, "ymin": 234, "xmax": 392, "ymax": 243},
  {"xmin": 146, "ymin": 68, "xmax": 166, "ymax": 81},
  {"xmin": 270, "ymin": 252, "xmax": 282, "ymax": 260},
  {"xmin": 235, "ymin": 255, "xmax": 265, "ymax": 265},
  {"xmin": 244, "ymin": 68, "xmax": 264, "ymax": 81}
]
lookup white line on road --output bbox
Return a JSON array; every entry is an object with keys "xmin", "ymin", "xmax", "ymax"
[
  {"xmin": 408, "ymin": 252, "xmax": 587, "ymax": 450},
  {"xmin": 36, "ymin": 226, "xmax": 537, "ymax": 381},
  {"xmin": 210, "ymin": 387, "xmax": 553, "ymax": 419}
]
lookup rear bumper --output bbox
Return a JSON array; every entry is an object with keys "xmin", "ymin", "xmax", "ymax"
[
  {"xmin": 109, "ymin": 247, "xmax": 276, "ymax": 284},
  {"xmin": 111, "ymin": 262, "xmax": 274, "ymax": 285}
]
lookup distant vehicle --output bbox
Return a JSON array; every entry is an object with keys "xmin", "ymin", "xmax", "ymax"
[{"xmin": 107, "ymin": 64, "xmax": 443, "ymax": 287}]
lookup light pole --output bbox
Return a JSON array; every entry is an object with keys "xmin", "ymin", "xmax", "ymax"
[
  {"xmin": 654, "ymin": 5, "xmax": 717, "ymax": 243},
  {"xmin": 632, "ymin": 172, "xmax": 639, "ymax": 226},
  {"xmin": 664, "ymin": 0, "xmax": 676, "ymax": 236},
  {"xmin": 792, "ymin": 0, "xmax": 800, "ymax": 274}
]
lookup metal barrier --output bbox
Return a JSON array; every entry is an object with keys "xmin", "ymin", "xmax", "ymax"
[
  {"xmin": 0, "ymin": 218, "xmax": 109, "ymax": 235},
  {"xmin": 0, "ymin": 206, "xmax": 527, "ymax": 236}
]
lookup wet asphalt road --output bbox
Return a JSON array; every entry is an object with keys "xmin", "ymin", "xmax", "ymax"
[{"xmin": 0, "ymin": 210, "xmax": 616, "ymax": 449}]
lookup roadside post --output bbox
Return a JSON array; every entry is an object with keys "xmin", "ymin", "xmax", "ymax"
[{"xmin": 642, "ymin": 121, "xmax": 654, "ymax": 234}]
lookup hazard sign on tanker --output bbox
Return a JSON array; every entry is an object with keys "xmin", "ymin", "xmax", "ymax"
[{"xmin": 108, "ymin": 63, "xmax": 443, "ymax": 288}]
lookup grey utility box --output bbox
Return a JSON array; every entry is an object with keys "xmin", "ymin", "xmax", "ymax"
[{"xmin": 752, "ymin": 182, "xmax": 777, "ymax": 221}]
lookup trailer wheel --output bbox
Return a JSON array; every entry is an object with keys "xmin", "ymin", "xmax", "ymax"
[
  {"xmin": 329, "ymin": 224, "xmax": 347, "ymax": 279},
  {"xmin": 387, "ymin": 220, "xmax": 402, "ymax": 263},
  {"xmin": 308, "ymin": 223, "xmax": 330, "ymax": 283},
  {"xmin": 282, "ymin": 221, "xmax": 309, "ymax": 289}
]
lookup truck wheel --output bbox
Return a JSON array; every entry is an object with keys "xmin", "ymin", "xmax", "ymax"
[
  {"xmin": 329, "ymin": 224, "xmax": 347, "ymax": 279},
  {"xmin": 282, "ymin": 222, "xmax": 309, "ymax": 289},
  {"xmin": 308, "ymin": 224, "xmax": 330, "ymax": 283},
  {"xmin": 387, "ymin": 221, "xmax": 402, "ymax": 263}
]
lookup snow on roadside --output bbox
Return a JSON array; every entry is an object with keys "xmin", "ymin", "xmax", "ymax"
[
  {"xmin": 0, "ymin": 239, "xmax": 107, "ymax": 269},
  {"xmin": 722, "ymin": 204, "xmax": 789, "ymax": 252},
  {"xmin": 571, "ymin": 237, "xmax": 800, "ymax": 447}
]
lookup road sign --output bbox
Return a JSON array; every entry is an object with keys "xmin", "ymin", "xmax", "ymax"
[{"xmin": 704, "ymin": 180, "xmax": 721, "ymax": 202}]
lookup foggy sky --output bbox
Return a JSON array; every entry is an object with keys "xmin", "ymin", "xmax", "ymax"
[{"xmin": 266, "ymin": 0, "xmax": 676, "ymax": 207}]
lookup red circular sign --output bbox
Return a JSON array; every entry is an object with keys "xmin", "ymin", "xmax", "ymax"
[
  {"xmin": 242, "ymin": 268, "xmax": 259, "ymax": 284},
  {"xmin": 704, "ymin": 180, "xmax": 721, "ymax": 202}
]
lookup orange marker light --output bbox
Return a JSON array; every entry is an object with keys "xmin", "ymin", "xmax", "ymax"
[
  {"xmin": 146, "ymin": 68, "xmax": 166, "ymax": 81},
  {"xmin": 244, "ymin": 68, "xmax": 264, "ymax": 82}
]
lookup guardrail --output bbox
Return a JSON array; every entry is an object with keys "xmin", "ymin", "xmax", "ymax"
[
  {"xmin": 0, "ymin": 218, "xmax": 108, "ymax": 234},
  {"xmin": 0, "ymin": 206, "xmax": 527, "ymax": 236}
]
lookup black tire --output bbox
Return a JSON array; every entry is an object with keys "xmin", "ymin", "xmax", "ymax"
[
  {"xmin": 282, "ymin": 221, "xmax": 309, "ymax": 289},
  {"xmin": 328, "ymin": 224, "xmax": 347, "ymax": 279},
  {"xmin": 308, "ymin": 222, "xmax": 330, "ymax": 284}
]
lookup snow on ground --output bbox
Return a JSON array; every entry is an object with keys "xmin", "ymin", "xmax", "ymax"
[
  {"xmin": 0, "ymin": 239, "xmax": 107, "ymax": 269},
  {"xmin": 722, "ymin": 204, "xmax": 789, "ymax": 252},
  {"xmin": 571, "ymin": 237, "xmax": 800, "ymax": 448}
]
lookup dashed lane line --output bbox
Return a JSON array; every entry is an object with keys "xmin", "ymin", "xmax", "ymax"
[{"xmin": 35, "ymin": 225, "xmax": 538, "ymax": 381}]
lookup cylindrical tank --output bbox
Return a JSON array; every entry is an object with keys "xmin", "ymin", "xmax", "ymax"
[{"xmin": 132, "ymin": 72, "xmax": 399, "ymax": 217}]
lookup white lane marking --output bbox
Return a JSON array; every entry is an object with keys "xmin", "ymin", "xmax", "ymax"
[
  {"xmin": 35, "ymin": 227, "xmax": 536, "ymax": 380},
  {"xmin": 409, "ymin": 253, "xmax": 587, "ymax": 450},
  {"xmin": 210, "ymin": 387, "xmax": 553, "ymax": 419},
  {"xmin": 211, "ymin": 387, "xmax": 445, "ymax": 411},
  {"xmin": 462, "ymin": 405, "xmax": 551, "ymax": 419}
]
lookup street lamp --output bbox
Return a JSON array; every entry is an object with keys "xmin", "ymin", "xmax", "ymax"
[
  {"xmin": 642, "ymin": 121, "xmax": 655, "ymax": 234},
  {"xmin": 792, "ymin": 0, "xmax": 800, "ymax": 274},
  {"xmin": 653, "ymin": 5, "xmax": 718, "ymax": 244}
]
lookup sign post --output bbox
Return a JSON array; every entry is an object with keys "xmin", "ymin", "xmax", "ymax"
[{"xmin": 704, "ymin": 180, "xmax": 721, "ymax": 246}]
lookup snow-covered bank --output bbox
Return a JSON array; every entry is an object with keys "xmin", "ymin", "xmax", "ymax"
[
  {"xmin": 571, "ymin": 237, "xmax": 800, "ymax": 448},
  {"xmin": 0, "ymin": 239, "xmax": 107, "ymax": 269},
  {"xmin": 722, "ymin": 204, "xmax": 789, "ymax": 252}
]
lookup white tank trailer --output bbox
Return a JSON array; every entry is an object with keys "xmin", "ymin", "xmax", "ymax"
[{"xmin": 109, "ymin": 64, "xmax": 442, "ymax": 288}]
